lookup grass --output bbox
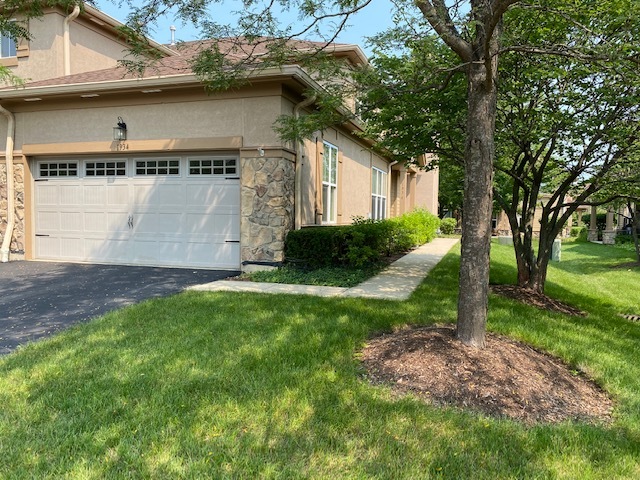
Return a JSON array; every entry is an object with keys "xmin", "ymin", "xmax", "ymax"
[
  {"xmin": 1, "ymin": 240, "xmax": 639, "ymax": 478},
  {"xmin": 238, "ymin": 263, "xmax": 385, "ymax": 287}
]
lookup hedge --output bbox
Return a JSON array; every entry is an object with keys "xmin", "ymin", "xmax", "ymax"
[
  {"xmin": 440, "ymin": 218, "xmax": 457, "ymax": 235},
  {"xmin": 285, "ymin": 209, "xmax": 439, "ymax": 268}
]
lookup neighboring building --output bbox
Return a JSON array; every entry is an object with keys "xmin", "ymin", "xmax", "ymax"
[
  {"xmin": 0, "ymin": 3, "xmax": 438, "ymax": 270},
  {"xmin": 492, "ymin": 193, "xmax": 583, "ymax": 238}
]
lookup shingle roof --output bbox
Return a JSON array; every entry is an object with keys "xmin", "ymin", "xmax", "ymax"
[{"xmin": 6, "ymin": 37, "xmax": 354, "ymax": 90}]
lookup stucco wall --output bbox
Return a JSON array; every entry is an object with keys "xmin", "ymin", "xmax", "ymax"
[
  {"xmin": 414, "ymin": 167, "xmax": 439, "ymax": 215},
  {"xmin": 297, "ymin": 125, "xmax": 394, "ymax": 226},
  {"xmin": 2, "ymin": 10, "xmax": 144, "ymax": 86},
  {"xmin": 1, "ymin": 93, "xmax": 283, "ymax": 150},
  {"xmin": 3, "ymin": 13, "xmax": 64, "ymax": 83},
  {"xmin": 69, "ymin": 17, "xmax": 129, "ymax": 75}
]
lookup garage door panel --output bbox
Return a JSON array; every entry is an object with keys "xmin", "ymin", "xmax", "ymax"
[
  {"xmin": 59, "ymin": 185, "xmax": 82, "ymax": 205},
  {"xmin": 36, "ymin": 236, "xmax": 60, "ymax": 258},
  {"xmin": 214, "ymin": 214, "xmax": 240, "ymax": 237},
  {"xmin": 186, "ymin": 183, "xmax": 237, "ymax": 206},
  {"xmin": 107, "ymin": 185, "xmax": 130, "ymax": 205},
  {"xmin": 134, "ymin": 212, "xmax": 184, "ymax": 234},
  {"xmin": 36, "ymin": 184, "xmax": 61, "ymax": 206},
  {"xmin": 34, "ymin": 156, "xmax": 241, "ymax": 269},
  {"xmin": 133, "ymin": 183, "xmax": 185, "ymax": 206},
  {"xmin": 60, "ymin": 237, "xmax": 84, "ymax": 259},
  {"xmin": 86, "ymin": 237, "xmax": 130, "ymax": 262},
  {"xmin": 84, "ymin": 185, "xmax": 106, "ymax": 205},
  {"xmin": 38, "ymin": 210, "xmax": 64, "ymax": 232},
  {"xmin": 60, "ymin": 211, "xmax": 83, "ymax": 232},
  {"xmin": 106, "ymin": 212, "xmax": 131, "ymax": 234},
  {"xmin": 131, "ymin": 239, "xmax": 183, "ymax": 265}
]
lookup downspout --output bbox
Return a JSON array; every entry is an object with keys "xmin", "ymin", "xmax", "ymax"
[
  {"xmin": 63, "ymin": 5, "xmax": 81, "ymax": 76},
  {"xmin": 0, "ymin": 104, "xmax": 16, "ymax": 262},
  {"xmin": 293, "ymin": 95, "xmax": 316, "ymax": 230}
]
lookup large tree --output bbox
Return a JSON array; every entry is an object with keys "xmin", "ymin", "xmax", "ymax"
[{"xmin": 358, "ymin": 5, "xmax": 640, "ymax": 295}]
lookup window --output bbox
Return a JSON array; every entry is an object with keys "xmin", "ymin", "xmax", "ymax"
[
  {"xmin": 136, "ymin": 158, "xmax": 179, "ymax": 175},
  {"xmin": 39, "ymin": 162, "xmax": 78, "ymax": 178},
  {"xmin": 371, "ymin": 167, "xmax": 387, "ymax": 220},
  {"xmin": 322, "ymin": 142, "xmax": 338, "ymax": 223},
  {"xmin": 86, "ymin": 161, "xmax": 126, "ymax": 176},
  {"xmin": 189, "ymin": 158, "xmax": 237, "ymax": 175},
  {"xmin": 1, "ymin": 34, "xmax": 16, "ymax": 58}
]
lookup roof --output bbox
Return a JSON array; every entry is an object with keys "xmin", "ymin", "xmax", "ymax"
[{"xmin": 1, "ymin": 37, "xmax": 367, "ymax": 92}]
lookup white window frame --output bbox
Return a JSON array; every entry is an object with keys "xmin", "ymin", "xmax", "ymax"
[
  {"xmin": 134, "ymin": 157, "xmax": 181, "ymax": 176},
  {"xmin": 322, "ymin": 142, "xmax": 338, "ymax": 224},
  {"xmin": 187, "ymin": 156, "xmax": 238, "ymax": 177},
  {"xmin": 1, "ymin": 20, "xmax": 17, "ymax": 58},
  {"xmin": 371, "ymin": 167, "xmax": 387, "ymax": 220}
]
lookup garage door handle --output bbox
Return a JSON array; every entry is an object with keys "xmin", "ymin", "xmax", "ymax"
[
  {"xmin": 35, "ymin": 234, "xmax": 50, "ymax": 237},
  {"xmin": 128, "ymin": 215, "xmax": 134, "ymax": 229},
  {"xmin": 225, "ymin": 240, "xmax": 240, "ymax": 243}
]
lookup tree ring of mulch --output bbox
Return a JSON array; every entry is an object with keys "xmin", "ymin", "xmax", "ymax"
[
  {"xmin": 490, "ymin": 284, "xmax": 586, "ymax": 317},
  {"xmin": 361, "ymin": 325, "xmax": 613, "ymax": 424}
]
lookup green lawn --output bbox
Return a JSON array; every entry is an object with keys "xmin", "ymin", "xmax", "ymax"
[{"xmin": 1, "ymin": 241, "xmax": 639, "ymax": 478}]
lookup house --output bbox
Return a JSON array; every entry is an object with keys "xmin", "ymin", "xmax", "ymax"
[{"xmin": 0, "ymin": 3, "xmax": 438, "ymax": 271}]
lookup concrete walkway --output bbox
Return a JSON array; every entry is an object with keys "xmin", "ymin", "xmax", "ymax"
[{"xmin": 189, "ymin": 237, "xmax": 459, "ymax": 301}]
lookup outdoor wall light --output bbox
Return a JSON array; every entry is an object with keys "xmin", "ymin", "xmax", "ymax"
[{"xmin": 113, "ymin": 116, "xmax": 127, "ymax": 141}]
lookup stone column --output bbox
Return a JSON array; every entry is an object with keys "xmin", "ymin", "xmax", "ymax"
[
  {"xmin": 0, "ymin": 161, "xmax": 25, "ymax": 260},
  {"xmin": 602, "ymin": 207, "xmax": 616, "ymax": 245},
  {"xmin": 587, "ymin": 205, "xmax": 599, "ymax": 242},
  {"xmin": 240, "ymin": 154, "xmax": 295, "ymax": 270}
]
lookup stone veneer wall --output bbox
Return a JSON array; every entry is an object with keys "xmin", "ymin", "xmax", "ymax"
[
  {"xmin": 0, "ymin": 161, "xmax": 25, "ymax": 256},
  {"xmin": 240, "ymin": 156, "xmax": 295, "ymax": 264}
]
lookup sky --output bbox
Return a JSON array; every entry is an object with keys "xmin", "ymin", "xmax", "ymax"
[{"xmin": 96, "ymin": 0, "xmax": 399, "ymax": 56}]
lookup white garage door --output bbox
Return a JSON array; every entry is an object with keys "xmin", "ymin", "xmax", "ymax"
[{"xmin": 33, "ymin": 155, "xmax": 241, "ymax": 269}]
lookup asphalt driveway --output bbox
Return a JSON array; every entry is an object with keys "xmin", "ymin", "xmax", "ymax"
[{"xmin": 0, "ymin": 261, "xmax": 239, "ymax": 356}]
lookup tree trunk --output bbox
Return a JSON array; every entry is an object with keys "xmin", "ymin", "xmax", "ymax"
[
  {"xmin": 630, "ymin": 202, "xmax": 640, "ymax": 262},
  {"xmin": 456, "ymin": 64, "xmax": 497, "ymax": 348}
]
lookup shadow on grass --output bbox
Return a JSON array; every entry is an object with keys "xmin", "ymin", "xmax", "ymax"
[{"xmin": 0, "ymin": 250, "xmax": 639, "ymax": 478}]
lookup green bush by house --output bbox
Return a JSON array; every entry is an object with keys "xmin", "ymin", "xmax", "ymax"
[
  {"xmin": 285, "ymin": 209, "xmax": 439, "ymax": 268},
  {"xmin": 570, "ymin": 226, "xmax": 586, "ymax": 238},
  {"xmin": 439, "ymin": 218, "xmax": 457, "ymax": 235}
]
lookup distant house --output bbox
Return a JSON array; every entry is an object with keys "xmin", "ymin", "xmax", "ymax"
[{"xmin": 0, "ymin": 3, "xmax": 438, "ymax": 270}]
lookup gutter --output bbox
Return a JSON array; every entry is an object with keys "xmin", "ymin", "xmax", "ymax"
[
  {"xmin": 293, "ymin": 95, "xmax": 316, "ymax": 230},
  {"xmin": 63, "ymin": 6, "xmax": 81, "ymax": 76},
  {"xmin": 0, "ymin": 104, "xmax": 16, "ymax": 262}
]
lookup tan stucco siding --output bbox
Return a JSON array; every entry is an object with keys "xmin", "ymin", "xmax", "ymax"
[
  {"xmin": 3, "ymin": 13, "xmax": 64, "ymax": 84},
  {"xmin": 3, "ymin": 95, "xmax": 283, "ymax": 150},
  {"xmin": 2, "ymin": 10, "xmax": 145, "ymax": 86},
  {"xmin": 296, "ymin": 125, "xmax": 392, "ymax": 226},
  {"xmin": 414, "ymin": 168, "xmax": 439, "ymax": 215},
  {"xmin": 69, "ymin": 17, "xmax": 130, "ymax": 75}
]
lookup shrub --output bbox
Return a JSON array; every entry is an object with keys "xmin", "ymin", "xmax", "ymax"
[
  {"xmin": 615, "ymin": 234, "xmax": 635, "ymax": 245},
  {"xmin": 581, "ymin": 213, "xmax": 607, "ymax": 232},
  {"xmin": 440, "ymin": 218, "xmax": 457, "ymax": 235},
  {"xmin": 570, "ymin": 226, "xmax": 586, "ymax": 238},
  {"xmin": 577, "ymin": 227, "xmax": 588, "ymax": 242},
  {"xmin": 285, "ymin": 209, "xmax": 439, "ymax": 268}
]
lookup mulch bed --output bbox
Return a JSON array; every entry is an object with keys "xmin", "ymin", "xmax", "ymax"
[
  {"xmin": 361, "ymin": 325, "xmax": 613, "ymax": 424},
  {"xmin": 490, "ymin": 284, "xmax": 586, "ymax": 316}
]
